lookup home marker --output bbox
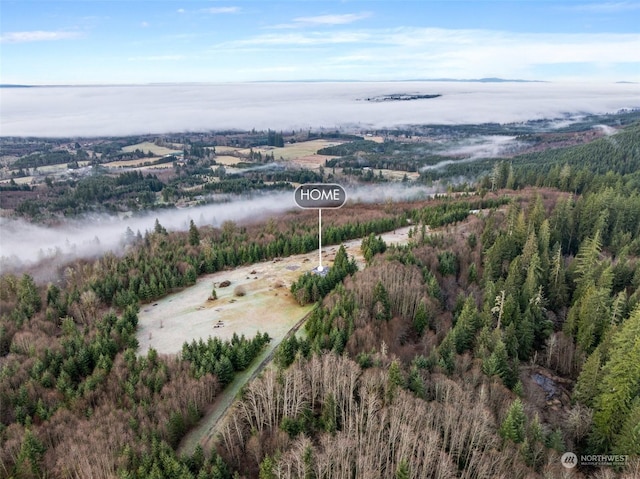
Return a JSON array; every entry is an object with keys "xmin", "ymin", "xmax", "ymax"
[{"xmin": 294, "ymin": 183, "xmax": 347, "ymax": 272}]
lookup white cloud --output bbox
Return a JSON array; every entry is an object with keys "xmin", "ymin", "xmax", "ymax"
[
  {"xmin": 127, "ymin": 55, "xmax": 185, "ymax": 61},
  {"xmin": 222, "ymin": 31, "xmax": 370, "ymax": 47},
  {"xmin": 269, "ymin": 11, "xmax": 372, "ymax": 29},
  {"xmin": 201, "ymin": 6, "xmax": 240, "ymax": 14},
  {"xmin": 141, "ymin": 21, "xmax": 150, "ymax": 28},
  {"xmin": 293, "ymin": 12, "xmax": 372, "ymax": 25},
  {"xmin": 0, "ymin": 30, "xmax": 82, "ymax": 43},
  {"xmin": 565, "ymin": 1, "xmax": 640, "ymax": 12},
  {"xmin": 2, "ymin": 82, "xmax": 639, "ymax": 138},
  {"xmin": 177, "ymin": 8, "xmax": 185, "ymax": 14},
  {"xmin": 215, "ymin": 26, "xmax": 640, "ymax": 81}
]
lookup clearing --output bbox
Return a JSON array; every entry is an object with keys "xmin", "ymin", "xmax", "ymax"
[
  {"xmin": 136, "ymin": 226, "xmax": 412, "ymax": 357},
  {"xmin": 242, "ymin": 139, "xmax": 344, "ymax": 163},
  {"xmin": 103, "ymin": 157, "xmax": 163, "ymax": 168},
  {"xmin": 213, "ymin": 155, "xmax": 245, "ymax": 166},
  {"xmin": 122, "ymin": 141, "xmax": 182, "ymax": 156},
  {"xmin": 147, "ymin": 226, "xmax": 414, "ymax": 455}
]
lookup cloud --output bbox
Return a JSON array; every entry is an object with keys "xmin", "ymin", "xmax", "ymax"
[
  {"xmin": 1, "ymin": 82, "xmax": 639, "ymax": 138},
  {"xmin": 141, "ymin": 21, "xmax": 150, "ymax": 28},
  {"xmin": 0, "ymin": 30, "xmax": 82, "ymax": 43},
  {"xmin": 127, "ymin": 55, "xmax": 185, "ymax": 61},
  {"xmin": 177, "ymin": 8, "xmax": 185, "ymax": 14},
  {"xmin": 217, "ymin": 26, "xmax": 640, "ymax": 68},
  {"xmin": 292, "ymin": 12, "xmax": 372, "ymax": 26},
  {"xmin": 565, "ymin": 1, "xmax": 640, "ymax": 12},
  {"xmin": 218, "ymin": 31, "xmax": 370, "ymax": 47},
  {"xmin": 269, "ymin": 12, "xmax": 372, "ymax": 29},
  {"xmin": 201, "ymin": 6, "xmax": 240, "ymax": 14}
]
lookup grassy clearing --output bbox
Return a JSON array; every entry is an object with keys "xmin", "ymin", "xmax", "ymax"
[
  {"xmin": 173, "ymin": 226, "xmax": 414, "ymax": 455},
  {"xmin": 104, "ymin": 157, "xmax": 163, "ymax": 167},
  {"xmin": 212, "ymin": 146, "xmax": 241, "ymax": 154},
  {"xmin": 213, "ymin": 155, "xmax": 245, "ymax": 166},
  {"xmin": 0, "ymin": 176, "xmax": 33, "ymax": 185},
  {"xmin": 247, "ymin": 139, "xmax": 345, "ymax": 162},
  {"xmin": 136, "ymin": 225, "xmax": 414, "ymax": 358},
  {"xmin": 122, "ymin": 141, "xmax": 182, "ymax": 156},
  {"xmin": 375, "ymin": 169, "xmax": 421, "ymax": 181}
]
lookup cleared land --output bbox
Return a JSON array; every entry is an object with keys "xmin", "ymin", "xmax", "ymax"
[
  {"xmin": 103, "ymin": 157, "xmax": 163, "ymax": 168},
  {"xmin": 122, "ymin": 141, "xmax": 182, "ymax": 156},
  {"xmin": 137, "ymin": 224, "xmax": 413, "ymax": 358},
  {"xmin": 0, "ymin": 176, "xmax": 33, "ymax": 185},
  {"xmin": 213, "ymin": 155, "xmax": 245, "ymax": 166},
  {"xmin": 244, "ymin": 139, "xmax": 345, "ymax": 162},
  {"xmin": 152, "ymin": 226, "xmax": 414, "ymax": 456},
  {"xmin": 211, "ymin": 146, "xmax": 240, "ymax": 154}
]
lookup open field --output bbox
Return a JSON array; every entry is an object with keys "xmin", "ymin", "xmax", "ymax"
[
  {"xmin": 290, "ymin": 154, "xmax": 337, "ymax": 170},
  {"xmin": 103, "ymin": 157, "xmax": 163, "ymax": 168},
  {"xmin": 373, "ymin": 168, "xmax": 421, "ymax": 181},
  {"xmin": 136, "ymin": 225, "xmax": 413, "ymax": 357},
  {"xmin": 140, "ymin": 225, "xmax": 414, "ymax": 456},
  {"xmin": 245, "ymin": 139, "xmax": 345, "ymax": 162},
  {"xmin": 5, "ymin": 161, "xmax": 92, "ymax": 181},
  {"xmin": 137, "ymin": 253, "xmax": 315, "ymax": 356},
  {"xmin": 122, "ymin": 141, "xmax": 182, "ymax": 156},
  {"xmin": 0, "ymin": 176, "xmax": 33, "ymax": 185},
  {"xmin": 213, "ymin": 155, "xmax": 244, "ymax": 166},
  {"xmin": 212, "ymin": 146, "xmax": 241, "ymax": 154}
]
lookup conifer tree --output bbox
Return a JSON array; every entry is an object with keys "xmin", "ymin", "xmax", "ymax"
[
  {"xmin": 590, "ymin": 307, "xmax": 640, "ymax": 451},
  {"xmin": 413, "ymin": 301, "xmax": 429, "ymax": 336},
  {"xmin": 499, "ymin": 398, "xmax": 526, "ymax": 444},
  {"xmin": 372, "ymin": 281, "xmax": 391, "ymax": 321},
  {"xmin": 189, "ymin": 219, "xmax": 200, "ymax": 246}
]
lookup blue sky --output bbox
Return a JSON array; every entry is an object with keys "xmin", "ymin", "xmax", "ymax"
[{"xmin": 1, "ymin": 1, "xmax": 639, "ymax": 84}]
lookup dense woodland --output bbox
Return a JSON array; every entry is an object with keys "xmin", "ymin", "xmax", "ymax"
[{"xmin": 1, "ymin": 120, "xmax": 640, "ymax": 478}]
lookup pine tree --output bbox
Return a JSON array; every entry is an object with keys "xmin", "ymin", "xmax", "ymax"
[
  {"xmin": 372, "ymin": 281, "xmax": 391, "ymax": 321},
  {"xmin": 613, "ymin": 397, "xmax": 640, "ymax": 455},
  {"xmin": 396, "ymin": 459, "xmax": 410, "ymax": 479},
  {"xmin": 452, "ymin": 297, "xmax": 480, "ymax": 353},
  {"xmin": 483, "ymin": 338, "xmax": 513, "ymax": 386},
  {"xmin": 413, "ymin": 301, "xmax": 429, "ymax": 336},
  {"xmin": 590, "ymin": 307, "xmax": 640, "ymax": 451},
  {"xmin": 189, "ymin": 219, "xmax": 200, "ymax": 246},
  {"xmin": 500, "ymin": 398, "xmax": 526, "ymax": 443}
]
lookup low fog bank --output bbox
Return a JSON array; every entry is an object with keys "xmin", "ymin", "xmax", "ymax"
[
  {"xmin": 422, "ymin": 135, "xmax": 526, "ymax": 171},
  {"xmin": 1, "ymin": 82, "xmax": 638, "ymax": 137},
  {"xmin": 441, "ymin": 135, "xmax": 526, "ymax": 159},
  {"xmin": 0, "ymin": 183, "xmax": 443, "ymax": 275}
]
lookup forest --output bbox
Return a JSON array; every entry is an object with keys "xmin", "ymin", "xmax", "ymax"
[{"xmin": 1, "ymin": 119, "xmax": 640, "ymax": 478}]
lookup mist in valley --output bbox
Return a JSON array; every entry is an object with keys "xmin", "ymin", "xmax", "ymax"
[{"xmin": 0, "ymin": 183, "xmax": 442, "ymax": 276}]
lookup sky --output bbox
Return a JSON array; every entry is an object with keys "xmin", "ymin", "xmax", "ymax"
[{"xmin": 1, "ymin": 0, "xmax": 639, "ymax": 84}]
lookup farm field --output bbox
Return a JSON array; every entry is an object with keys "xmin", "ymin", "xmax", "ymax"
[
  {"xmin": 122, "ymin": 141, "xmax": 182, "ymax": 156},
  {"xmin": 211, "ymin": 146, "xmax": 240, "ymax": 154},
  {"xmin": 103, "ymin": 157, "xmax": 163, "ymax": 168},
  {"xmin": 0, "ymin": 176, "xmax": 33, "ymax": 185},
  {"xmin": 213, "ymin": 155, "xmax": 245, "ymax": 166},
  {"xmin": 244, "ymin": 139, "xmax": 345, "ymax": 162}
]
